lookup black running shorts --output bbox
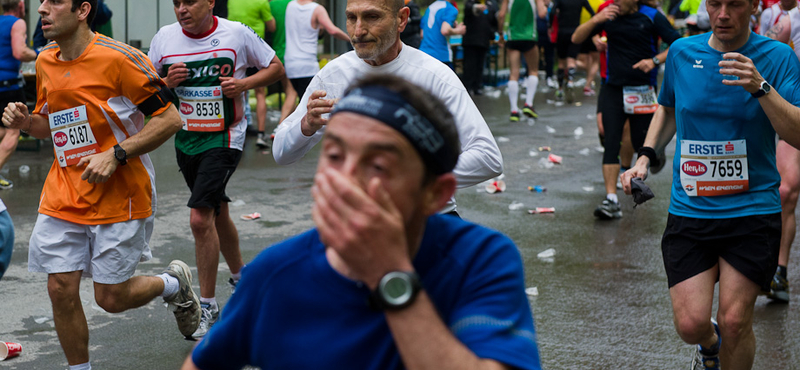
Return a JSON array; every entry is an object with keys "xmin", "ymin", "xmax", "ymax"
[
  {"xmin": 506, "ymin": 40, "xmax": 537, "ymax": 53},
  {"xmin": 661, "ymin": 213, "xmax": 781, "ymax": 291},
  {"xmin": 556, "ymin": 32, "xmax": 580, "ymax": 59},
  {"xmin": 176, "ymin": 147, "xmax": 243, "ymax": 213}
]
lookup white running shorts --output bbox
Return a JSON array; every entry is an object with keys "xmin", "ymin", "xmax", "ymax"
[{"xmin": 28, "ymin": 214, "xmax": 154, "ymax": 284}]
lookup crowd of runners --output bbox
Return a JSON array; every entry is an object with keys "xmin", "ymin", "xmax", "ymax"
[{"xmin": 0, "ymin": 0, "xmax": 797, "ymax": 369}]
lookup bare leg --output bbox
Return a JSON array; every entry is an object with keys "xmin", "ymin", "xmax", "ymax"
[
  {"xmin": 48, "ymin": 271, "xmax": 89, "ymax": 365},
  {"xmin": 215, "ymin": 202, "xmax": 243, "ymax": 275},
  {"xmin": 93, "ymin": 276, "xmax": 165, "ymax": 313},
  {"xmin": 279, "ymin": 76, "xmax": 298, "ymax": 124},
  {"xmin": 0, "ymin": 127, "xmax": 20, "ymax": 170},
  {"xmin": 620, "ymin": 120, "xmax": 634, "ymax": 169},
  {"xmin": 255, "ymin": 87, "xmax": 267, "ymax": 134},
  {"xmin": 669, "ymin": 265, "xmax": 719, "ymax": 350},
  {"xmin": 777, "ymin": 140, "xmax": 800, "ymax": 268},
  {"xmin": 716, "ymin": 259, "xmax": 761, "ymax": 370},
  {"xmin": 190, "ymin": 207, "xmax": 219, "ymax": 298}
]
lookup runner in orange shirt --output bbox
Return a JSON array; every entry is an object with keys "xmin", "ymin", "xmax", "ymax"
[{"xmin": 1, "ymin": 1, "xmax": 199, "ymax": 368}]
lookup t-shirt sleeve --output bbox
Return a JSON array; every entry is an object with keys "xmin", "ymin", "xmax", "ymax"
[
  {"xmin": 658, "ymin": 40, "xmax": 678, "ymax": 107},
  {"xmin": 147, "ymin": 32, "xmax": 164, "ymax": 76},
  {"xmin": 448, "ymin": 235, "xmax": 542, "ymax": 370},
  {"xmin": 775, "ymin": 45, "xmax": 800, "ymax": 107},
  {"xmin": 119, "ymin": 47, "xmax": 172, "ymax": 117},
  {"xmin": 243, "ymin": 23, "xmax": 277, "ymax": 70},
  {"xmin": 654, "ymin": 12, "xmax": 681, "ymax": 45},
  {"xmin": 445, "ymin": 4, "xmax": 458, "ymax": 25}
]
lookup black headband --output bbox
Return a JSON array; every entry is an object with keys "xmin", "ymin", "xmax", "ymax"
[{"xmin": 331, "ymin": 86, "xmax": 458, "ymax": 175}]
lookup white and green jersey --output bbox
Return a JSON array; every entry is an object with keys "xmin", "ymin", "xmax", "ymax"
[
  {"xmin": 149, "ymin": 17, "xmax": 276, "ymax": 154},
  {"xmin": 508, "ymin": 0, "xmax": 538, "ymax": 41}
]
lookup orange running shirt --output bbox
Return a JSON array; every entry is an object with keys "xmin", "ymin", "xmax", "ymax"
[{"xmin": 34, "ymin": 34, "xmax": 171, "ymax": 225}]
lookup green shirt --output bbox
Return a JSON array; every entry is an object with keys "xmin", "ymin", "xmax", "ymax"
[
  {"xmin": 269, "ymin": 0, "xmax": 292, "ymax": 63},
  {"xmin": 227, "ymin": 0, "xmax": 274, "ymax": 39},
  {"xmin": 508, "ymin": 0, "xmax": 538, "ymax": 41}
]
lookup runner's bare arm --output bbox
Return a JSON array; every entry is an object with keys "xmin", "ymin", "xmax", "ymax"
[
  {"xmin": 1, "ymin": 103, "xmax": 49, "ymax": 138},
  {"xmin": 765, "ymin": 16, "xmax": 790, "ymax": 44},
  {"xmin": 621, "ymin": 105, "xmax": 676, "ymax": 194}
]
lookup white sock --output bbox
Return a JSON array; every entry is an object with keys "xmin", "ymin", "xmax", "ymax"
[
  {"xmin": 606, "ymin": 193, "xmax": 619, "ymax": 203},
  {"xmin": 508, "ymin": 80, "xmax": 520, "ymax": 112},
  {"xmin": 200, "ymin": 297, "xmax": 218, "ymax": 310},
  {"xmin": 525, "ymin": 76, "xmax": 539, "ymax": 106},
  {"xmin": 158, "ymin": 273, "xmax": 179, "ymax": 298},
  {"xmin": 69, "ymin": 363, "xmax": 91, "ymax": 370},
  {"xmin": 231, "ymin": 267, "xmax": 243, "ymax": 281}
]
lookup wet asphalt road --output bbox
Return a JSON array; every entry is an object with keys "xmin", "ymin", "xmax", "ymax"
[{"xmin": 0, "ymin": 80, "xmax": 798, "ymax": 369}]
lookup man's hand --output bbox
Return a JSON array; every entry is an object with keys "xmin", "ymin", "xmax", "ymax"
[
  {"xmin": 719, "ymin": 52, "xmax": 765, "ymax": 94},
  {"xmin": 620, "ymin": 157, "xmax": 649, "ymax": 195},
  {"xmin": 451, "ymin": 21, "xmax": 467, "ymax": 36},
  {"xmin": 300, "ymin": 90, "xmax": 336, "ymax": 136},
  {"xmin": 597, "ymin": 4, "xmax": 620, "ymax": 22},
  {"xmin": 311, "ymin": 168, "xmax": 412, "ymax": 290},
  {"xmin": 2, "ymin": 102, "xmax": 30, "ymax": 130},
  {"xmin": 473, "ymin": 3, "xmax": 487, "ymax": 15},
  {"xmin": 219, "ymin": 77, "xmax": 247, "ymax": 99},
  {"xmin": 78, "ymin": 149, "xmax": 119, "ymax": 184},
  {"xmin": 633, "ymin": 58, "xmax": 657, "ymax": 73},
  {"xmin": 165, "ymin": 62, "xmax": 189, "ymax": 88}
]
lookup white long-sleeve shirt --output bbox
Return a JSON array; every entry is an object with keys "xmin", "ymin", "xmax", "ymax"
[{"xmin": 273, "ymin": 44, "xmax": 503, "ymax": 213}]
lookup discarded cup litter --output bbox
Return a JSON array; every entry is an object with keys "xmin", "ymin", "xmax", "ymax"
[
  {"xmin": 496, "ymin": 136, "xmax": 510, "ymax": 143},
  {"xmin": 528, "ymin": 207, "xmax": 556, "ymax": 214},
  {"xmin": 574, "ymin": 127, "xmax": 584, "ymax": 138},
  {"xmin": 525, "ymin": 287, "xmax": 539, "ymax": 296},
  {"xmin": 582, "ymin": 186, "xmax": 595, "ymax": 192},
  {"xmin": 548, "ymin": 154, "xmax": 563, "ymax": 164},
  {"xmin": 546, "ymin": 126, "xmax": 556, "ymax": 134},
  {"xmin": 485, "ymin": 180, "xmax": 507, "ymax": 194},
  {"xmin": 538, "ymin": 146, "xmax": 551, "ymax": 152},
  {"xmin": 1, "ymin": 341, "xmax": 22, "ymax": 360},
  {"xmin": 579, "ymin": 148, "xmax": 591, "ymax": 156},
  {"xmin": 508, "ymin": 201, "xmax": 525, "ymax": 211},
  {"xmin": 240, "ymin": 212, "xmax": 261, "ymax": 220},
  {"xmin": 537, "ymin": 248, "xmax": 556, "ymax": 258},
  {"xmin": 18, "ymin": 165, "xmax": 29, "ymax": 174},
  {"xmin": 528, "ymin": 185, "xmax": 546, "ymax": 193},
  {"xmin": 538, "ymin": 158, "xmax": 555, "ymax": 169},
  {"xmin": 231, "ymin": 199, "xmax": 246, "ymax": 207}
]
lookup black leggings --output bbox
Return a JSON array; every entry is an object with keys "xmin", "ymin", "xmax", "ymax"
[{"xmin": 598, "ymin": 84, "xmax": 653, "ymax": 165}]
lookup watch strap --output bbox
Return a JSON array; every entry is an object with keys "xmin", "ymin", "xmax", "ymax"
[
  {"xmin": 752, "ymin": 81, "xmax": 770, "ymax": 98},
  {"xmin": 368, "ymin": 271, "xmax": 422, "ymax": 311}
]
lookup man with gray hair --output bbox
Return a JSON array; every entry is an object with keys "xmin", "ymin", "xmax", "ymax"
[{"xmin": 273, "ymin": 0, "xmax": 502, "ymax": 215}]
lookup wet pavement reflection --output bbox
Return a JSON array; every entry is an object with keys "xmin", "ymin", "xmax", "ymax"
[{"xmin": 0, "ymin": 84, "xmax": 798, "ymax": 369}]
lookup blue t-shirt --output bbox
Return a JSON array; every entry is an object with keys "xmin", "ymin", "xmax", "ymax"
[
  {"xmin": 659, "ymin": 32, "xmax": 800, "ymax": 218},
  {"xmin": 192, "ymin": 215, "xmax": 542, "ymax": 370},
  {"xmin": 419, "ymin": 0, "xmax": 458, "ymax": 62}
]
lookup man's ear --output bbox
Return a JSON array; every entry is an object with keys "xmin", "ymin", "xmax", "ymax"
[
  {"xmin": 77, "ymin": 1, "xmax": 92, "ymax": 23},
  {"xmin": 422, "ymin": 173, "xmax": 457, "ymax": 216},
  {"xmin": 398, "ymin": 6, "xmax": 410, "ymax": 33}
]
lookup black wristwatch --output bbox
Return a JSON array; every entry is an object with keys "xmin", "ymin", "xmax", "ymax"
[
  {"xmin": 752, "ymin": 80, "xmax": 771, "ymax": 98},
  {"xmin": 652, "ymin": 56, "xmax": 661, "ymax": 66},
  {"xmin": 113, "ymin": 144, "xmax": 127, "ymax": 165},
  {"xmin": 369, "ymin": 271, "xmax": 422, "ymax": 311}
]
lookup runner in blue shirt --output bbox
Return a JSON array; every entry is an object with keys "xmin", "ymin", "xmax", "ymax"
[
  {"xmin": 621, "ymin": 0, "xmax": 800, "ymax": 368},
  {"xmin": 420, "ymin": 0, "xmax": 465, "ymax": 66}
]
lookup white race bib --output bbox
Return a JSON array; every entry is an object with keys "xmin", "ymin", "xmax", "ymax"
[
  {"xmin": 175, "ymin": 86, "xmax": 226, "ymax": 132},
  {"xmin": 680, "ymin": 139, "xmax": 749, "ymax": 197},
  {"xmin": 623, "ymin": 85, "xmax": 658, "ymax": 114},
  {"xmin": 49, "ymin": 105, "xmax": 101, "ymax": 167}
]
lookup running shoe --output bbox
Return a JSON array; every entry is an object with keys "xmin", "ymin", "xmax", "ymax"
[
  {"xmin": 522, "ymin": 105, "xmax": 538, "ymax": 119},
  {"xmin": 162, "ymin": 260, "xmax": 201, "ymax": 338},
  {"xmin": 691, "ymin": 319, "xmax": 721, "ymax": 370},
  {"xmin": 0, "ymin": 175, "xmax": 12, "ymax": 190},
  {"xmin": 191, "ymin": 302, "xmax": 220, "ymax": 339},
  {"xmin": 547, "ymin": 76, "xmax": 558, "ymax": 89},
  {"xmin": 256, "ymin": 133, "xmax": 269, "ymax": 148},
  {"xmin": 593, "ymin": 198, "xmax": 622, "ymax": 219},
  {"xmin": 510, "ymin": 111, "xmax": 521, "ymax": 122},
  {"xmin": 767, "ymin": 272, "xmax": 790, "ymax": 303},
  {"xmin": 555, "ymin": 89, "xmax": 564, "ymax": 102},
  {"xmin": 228, "ymin": 277, "xmax": 238, "ymax": 295},
  {"xmin": 583, "ymin": 86, "xmax": 596, "ymax": 96}
]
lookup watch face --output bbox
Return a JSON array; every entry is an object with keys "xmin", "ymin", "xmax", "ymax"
[{"xmin": 381, "ymin": 273, "xmax": 413, "ymax": 306}]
